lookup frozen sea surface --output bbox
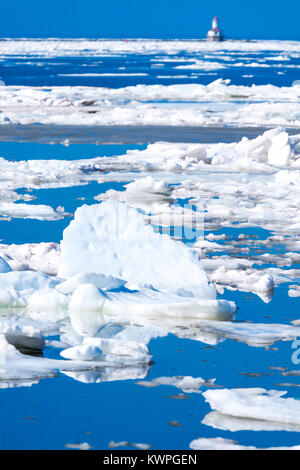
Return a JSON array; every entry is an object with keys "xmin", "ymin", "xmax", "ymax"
[
  {"xmin": 0, "ymin": 39, "xmax": 300, "ymax": 128},
  {"xmin": 0, "ymin": 39, "xmax": 300, "ymax": 451}
]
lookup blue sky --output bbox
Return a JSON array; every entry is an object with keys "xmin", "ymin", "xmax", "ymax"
[{"xmin": 1, "ymin": 0, "xmax": 300, "ymax": 39}]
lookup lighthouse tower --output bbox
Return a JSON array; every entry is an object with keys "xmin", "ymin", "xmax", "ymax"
[{"xmin": 207, "ymin": 16, "xmax": 224, "ymax": 42}]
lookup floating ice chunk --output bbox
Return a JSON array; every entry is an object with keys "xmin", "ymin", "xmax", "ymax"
[
  {"xmin": 65, "ymin": 442, "xmax": 92, "ymax": 450},
  {"xmin": 289, "ymin": 285, "xmax": 300, "ymax": 297},
  {"xmin": 60, "ymin": 344, "xmax": 103, "ymax": 361},
  {"xmin": 96, "ymin": 177, "xmax": 174, "ymax": 211},
  {"xmin": 58, "ymin": 201, "xmax": 211, "ymax": 293},
  {"xmin": 0, "ymin": 202, "xmax": 69, "ymax": 220},
  {"xmin": 135, "ymin": 375, "xmax": 215, "ymax": 393},
  {"xmin": 0, "ymin": 318, "xmax": 44, "ymax": 350},
  {"xmin": 189, "ymin": 437, "xmax": 300, "ymax": 450},
  {"xmin": 0, "ymin": 335, "xmax": 87, "ymax": 381},
  {"xmin": 0, "ymin": 377, "xmax": 40, "ymax": 389},
  {"xmin": 108, "ymin": 441, "xmax": 151, "ymax": 450},
  {"xmin": 0, "ymin": 334, "xmax": 141, "ymax": 384},
  {"xmin": 0, "ymin": 191, "xmax": 235, "ymax": 319},
  {"xmin": 209, "ymin": 266, "xmax": 274, "ymax": 295},
  {"xmin": 72, "ymin": 288, "xmax": 235, "ymax": 323},
  {"xmin": 124, "ymin": 176, "xmax": 173, "ymax": 197},
  {"xmin": 84, "ymin": 337, "xmax": 151, "ymax": 363},
  {"xmin": 190, "ymin": 437, "xmax": 256, "ymax": 450},
  {"xmin": 203, "ymin": 388, "xmax": 300, "ymax": 425},
  {"xmin": 108, "ymin": 441, "xmax": 130, "ymax": 449},
  {"xmin": 133, "ymin": 443, "xmax": 152, "ymax": 450},
  {"xmin": 202, "ymin": 411, "xmax": 300, "ymax": 432}
]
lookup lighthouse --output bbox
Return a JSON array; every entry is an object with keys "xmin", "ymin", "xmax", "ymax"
[{"xmin": 206, "ymin": 16, "xmax": 224, "ymax": 42}]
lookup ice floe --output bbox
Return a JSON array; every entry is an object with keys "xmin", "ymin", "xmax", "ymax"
[
  {"xmin": 189, "ymin": 437, "xmax": 300, "ymax": 450},
  {"xmin": 108, "ymin": 441, "xmax": 151, "ymax": 450},
  {"xmin": 135, "ymin": 375, "xmax": 216, "ymax": 393},
  {"xmin": 0, "ymin": 80, "xmax": 299, "ymax": 127},
  {"xmin": 202, "ymin": 411, "xmax": 300, "ymax": 432},
  {"xmin": 0, "ymin": 201, "xmax": 69, "ymax": 220},
  {"xmin": 65, "ymin": 442, "xmax": 92, "ymax": 450},
  {"xmin": 203, "ymin": 388, "xmax": 300, "ymax": 425},
  {"xmin": 1, "ymin": 39, "xmax": 300, "ymax": 58},
  {"xmin": 57, "ymin": 202, "xmax": 234, "ymax": 322},
  {"xmin": 0, "ymin": 200, "xmax": 235, "ymax": 386},
  {"xmin": 58, "ymin": 201, "xmax": 208, "ymax": 290}
]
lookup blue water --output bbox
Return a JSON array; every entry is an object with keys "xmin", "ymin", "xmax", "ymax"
[
  {"xmin": 0, "ymin": 42, "xmax": 300, "ymax": 450},
  {"xmin": 0, "ymin": 142, "xmax": 146, "ymax": 161},
  {"xmin": 1, "ymin": 291, "xmax": 300, "ymax": 450},
  {"xmin": 0, "ymin": 47, "xmax": 300, "ymax": 88}
]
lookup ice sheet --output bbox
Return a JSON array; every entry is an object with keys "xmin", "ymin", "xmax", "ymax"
[
  {"xmin": 1, "ymin": 39, "xmax": 300, "ymax": 58},
  {"xmin": 0, "ymin": 80, "xmax": 299, "ymax": 127}
]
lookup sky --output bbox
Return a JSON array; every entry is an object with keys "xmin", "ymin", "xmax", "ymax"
[{"xmin": 1, "ymin": 0, "xmax": 300, "ymax": 40}]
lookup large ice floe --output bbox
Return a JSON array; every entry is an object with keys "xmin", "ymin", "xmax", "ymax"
[
  {"xmin": 0, "ymin": 79, "xmax": 299, "ymax": 127},
  {"xmin": 203, "ymin": 388, "xmax": 300, "ymax": 425},
  {"xmin": 0, "ymin": 200, "xmax": 235, "ymax": 387},
  {"xmin": 54, "ymin": 200, "xmax": 234, "ymax": 322},
  {"xmin": 189, "ymin": 437, "xmax": 300, "ymax": 451}
]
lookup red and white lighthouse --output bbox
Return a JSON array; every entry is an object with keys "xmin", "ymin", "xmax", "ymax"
[{"xmin": 207, "ymin": 16, "xmax": 224, "ymax": 42}]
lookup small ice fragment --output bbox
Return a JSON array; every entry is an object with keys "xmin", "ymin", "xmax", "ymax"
[
  {"xmin": 60, "ymin": 344, "xmax": 103, "ymax": 361},
  {"xmin": 65, "ymin": 442, "xmax": 92, "ymax": 450}
]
